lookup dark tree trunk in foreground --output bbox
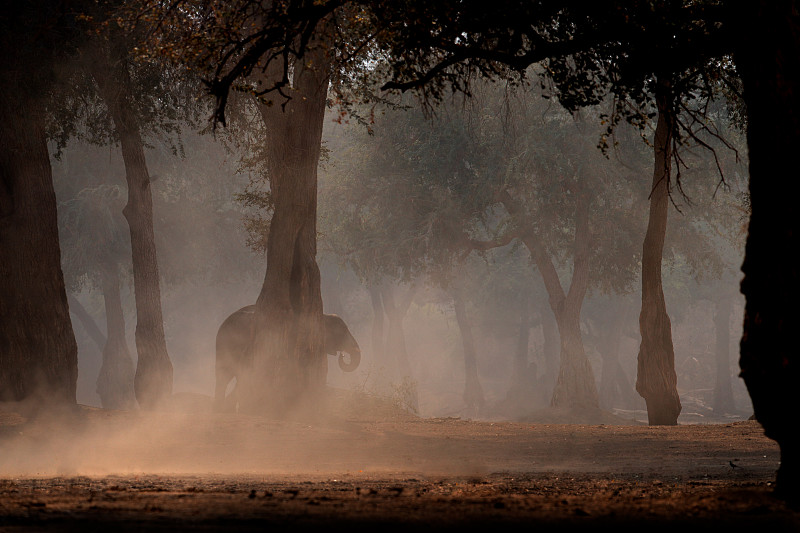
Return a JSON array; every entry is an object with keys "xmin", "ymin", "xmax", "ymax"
[
  {"xmin": 0, "ymin": 94, "xmax": 78, "ymax": 406},
  {"xmin": 87, "ymin": 41, "xmax": 173, "ymax": 410},
  {"xmin": 236, "ymin": 43, "xmax": 331, "ymax": 416},
  {"xmin": 734, "ymin": 0, "xmax": 800, "ymax": 502},
  {"xmin": 635, "ymin": 89, "xmax": 681, "ymax": 426},
  {"xmin": 452, "ymin": 290, "xmax": 485, "ymax": 415},
  {"xmin": 96, "ymin": 262, "xmax": 136, "ymax": 410},
  {"xmin": 712, "ymin": 296, "xmax": 734, "ymax": 414}
]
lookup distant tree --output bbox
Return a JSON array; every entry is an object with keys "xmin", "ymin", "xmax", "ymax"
[
  {"xmin": 80, "ymin": 26, "xmax": 175, "ymax": 410},
  {"xmin": 59, "ymin": 183, "xmax": 136, "ymax": 410}
]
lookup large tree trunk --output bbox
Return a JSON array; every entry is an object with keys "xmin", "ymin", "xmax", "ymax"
[
  {"xmin": 87, "ymin": 41, "xmax": 173, "ymax": 410},
  {"xmin": 96, "ymin": 261, "xmax": 136, "ymax": 410},
  {"xmin": 734, "ymin": 0, "xmax": 800, "ymax": 502},
  {"xmin": 452, "ymin": 289, "xmax": 485, "ymax": 415},
  {"xmin": 0, "ymin": 94, "xmax": 78, "ymax": 406},
  {"xmin": 712, "ymin": 295, "xmax": 734, "ymax": 414},
  {"xmin": 635, "ymin": 88, "xmax": 681, "ymax": 426},
  {"xmin": 236, "ymin": 43, "xmax": 331, "ymax": 417}
]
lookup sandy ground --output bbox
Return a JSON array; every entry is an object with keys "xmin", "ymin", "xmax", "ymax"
[{"xmin": 0, "ymin": 388, "xmax": 797, "ymax": 532}]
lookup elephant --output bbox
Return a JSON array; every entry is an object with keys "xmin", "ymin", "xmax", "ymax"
[{"xmin": 214, "ymin": 305, "xmax": 361, "ymax": 409}]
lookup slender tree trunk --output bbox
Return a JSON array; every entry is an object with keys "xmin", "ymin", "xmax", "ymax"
[
  {"xmin": 368, "ymin": 285, "xmax": 386, "ymax": 365},
  {"xmin": 598, "ymin": 300, "xmax": 626, "ymax": 410},
  {"xmin": 712, "ymin": 296, "xmax": 734, "ymax": 414},
  {"xmin": 68, "ymin": 294, "xmax": 107, "ymax": 352},
  {"xmin": 635, "ymin": 86, "xmax": 681, "ymax": 426},
  {"xmin": 237, "ymin": 41, "xmax": 331, "ymax": 416},
  {"xmin": 734, "ymin": 0, "xmax": 800, "ymax": 501},
  {"xmin": 96, "ymin": 261, "xmax": 136, "ymax": 410},
  {"xmin": 507, "ymin": 291, "xmax": 532, "ymax": 399},
  {"xmin": 0, "ymin": 94, "xmax": 78, "ymax": 406},
  {"xmin": 87, "ymin": 41, "xmax": 173, "ymax": 410},
  {"xmin": 452, "ymin": 289, "xmax": 485, "ymax": 414},
  {"xmin": 539, "ymin": 299, "xmax": 560, "ymax": 395}
]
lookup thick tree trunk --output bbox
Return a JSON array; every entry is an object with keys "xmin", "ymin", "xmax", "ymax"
[
  {"xmin": 452, "ymin": 290, "xmax": 485, "ymax": 414},
  {"xmin": 734, "ymin": 0, "xmax": 800, "ymax": 502},
  {"xmin": 635, "ymin": 88, "xmax": 681, "ymax": 426},
  {"xmin": 87, "ymin": 42, "xmax": 173, "ymax": 410},
  {"xmin": 712, "ymin": 296, "xmax": 734, "ymax": 414},
  {"xmin": 0, "ymin": 95, "xmax": 78, "ymax": 406},
  {"xmin": 96, "ymin": 261, "xmax": 136, "ymax": 410},
  {"xmin": 236, "ymin": 43, "xmax": 331, "ymax": 416}
]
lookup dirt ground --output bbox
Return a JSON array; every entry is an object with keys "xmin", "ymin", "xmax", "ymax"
[{"xmin": 0, "ymin": 388, "xmax": 797, "ymax": 532}]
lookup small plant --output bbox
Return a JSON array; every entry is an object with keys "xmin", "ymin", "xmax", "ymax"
[{"xmin": 390, "ymin": 376, "xmax": 419, "ymax": 415}]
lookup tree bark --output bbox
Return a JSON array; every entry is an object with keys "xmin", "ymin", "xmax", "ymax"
[
  {"xmin": 452, "ymin": 289, "xmax": 485, "ymax": 414},
  {"xmin": 236, "ymin": 40, "xmax": 331, "ymax": 416},
  {"xmin": 96, "ymin": 261, "xmax": 136, "ymax": 410},
  {"xmin": 86, "ymin": 41, "xmax": 173, "ymax": 410},
  {"xmin": 712, "ymin": 296, "xmax": 734, "ymax": 414},
  {"xmin": 635, "ymin": 86, "xmax": 682, "ymax": 426},
  {"xmin": 0, "ymin": 94, "xmax": 78, "ymax": 406},
  {"xmin": 733, "ymin": 0, "xmax": 800, "ymax": 502}
]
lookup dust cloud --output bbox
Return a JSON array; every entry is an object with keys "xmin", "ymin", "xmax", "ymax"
[{"xmin": 0, "ymin": 388, "xmax": 497, "ymax": 479}]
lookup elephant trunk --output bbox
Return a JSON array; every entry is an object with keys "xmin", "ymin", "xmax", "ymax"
[{"xmin": 338, "ymin": 347, "xmax": 361, "ymax": 372}]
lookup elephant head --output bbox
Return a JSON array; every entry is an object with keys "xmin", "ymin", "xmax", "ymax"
[{"xmin": 323, "ymin": 313, "xmax": 361, "ymax": 372}]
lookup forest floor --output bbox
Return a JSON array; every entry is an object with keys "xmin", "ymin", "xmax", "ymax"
[{"xmin": 0, "ymin": 388, "xmax": 797, "ymax": 532}]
